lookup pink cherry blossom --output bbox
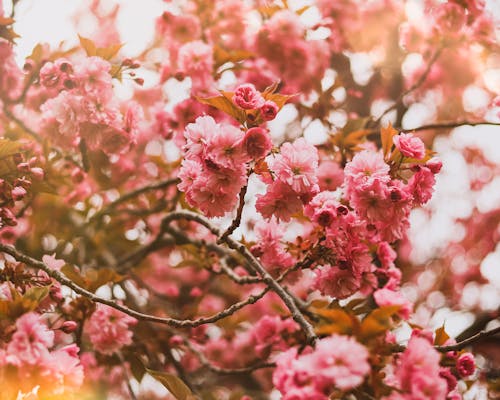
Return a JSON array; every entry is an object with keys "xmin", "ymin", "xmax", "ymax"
[
  {"xmin": 259, "ymin": 100, "xmax": 279, "ymax": 121},
  {"xmin": 456, "ymin": 352, "xmax": 475, "ymax": 377},
  {"xmin": 6, "ymin": 312, "xmax": 54, "ymax": 366},
  {"xmin": 270, "ymin": 138, "xmax": 319, "ymax": 194},
  {"xmin": 393, "ymin": 133, "xmax": 426, "ymax": 159},
  {"xmin": 85, "ymin": 304, "xmax": 137, "ymax": 355},
  {"xmin": 233, "ymin": 83, "xmax": 265, "ymax": 109},
  {"xmin": 242, "ymin": 127, "xmax": 272, "ymax": 159}
]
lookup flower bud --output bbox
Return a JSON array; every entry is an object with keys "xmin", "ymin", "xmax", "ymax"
[
  {"xmin": 456, "ymin": 353, "xmax": 475, "ymax": 377},
  {"xmin": 61, "ymin": 320, "xmax": 78, "ymax": 334}
]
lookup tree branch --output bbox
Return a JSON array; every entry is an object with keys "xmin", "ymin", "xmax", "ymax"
[
  {"xmin": 374, "ymin": 46, "xmax": 444, "ymax": 126},
  {"xmin": 403, "ymin": 121, "xmax": 500, "ymax": 133},
  {"xmin": 182, "ymin": 338, "xmax": 275, "ymax": 375},
  {"xmin": 161, "ymin": 210, "xmax": 318, "ymax": 345},
  {"xmin": 87, "ymin": 178, "xmax": 180, "ymax": 225},
  {"xmin": 0, "ymin": 243, "xmax": 288, "ymax": 329},
  {"xmin": 2, "ymin": 106, "xmax": 42, "ymax": 141},
  {"xmin": 437, "ymin": 325, "xmax": 500, "ymax": 352},
  {"xmin": 218, "ymin": 184, "xmax": 248, "ymax": 244}
]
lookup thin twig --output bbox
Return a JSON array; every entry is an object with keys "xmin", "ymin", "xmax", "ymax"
[
  {"xmin": 437, "ymin": 325, "xmax": 500, "ymax": 352},
  {"xmin": 374, "ymin": 46, "xmax": 444, "ymax": 126},
  {"xmin": 0, "ymin": 243, "xmax": 286, "ymax": 329},
  {"xmin": 366, "ymin": 121, "xmax": 500, "ymax": 138},
  {"xmin": 87, "ymin": 178, "xmax": 180, "ymax": 225},
  {"xmin": 117, "ymin": 352, "xmax": 138, "ymax": 400},
  {"xmin": 161, "ymin": 211, "xmax": 318, "ymax": 345},
  {"xmin": 183, "ymin": 338, "xmax": 275, "ymax": 375},
  {"xmin": 403, "ymin": 121, "xmax": 500, "ymax": 133},
  {"xmin": 2, "ymin": 106, "xmax": 42, "ymax": 141},
  {"xmin": 218, "ymin": 184, "xmax": 248, "ymax": 244}
]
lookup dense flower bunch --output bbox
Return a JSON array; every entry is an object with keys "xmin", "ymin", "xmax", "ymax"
[{"xmin": 0, "ymin": 0, "xmax": 499, "ymax": 399}]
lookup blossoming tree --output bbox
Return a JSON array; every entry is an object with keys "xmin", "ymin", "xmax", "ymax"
[{"xmin": 0, "ymin": 0, "xmax": 499, "ymax": 399}]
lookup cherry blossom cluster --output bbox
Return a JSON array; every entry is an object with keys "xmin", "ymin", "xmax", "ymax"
[
  {"xmin": 273, "ymin": 335, "xmax": 370, "ymax": 399},
  {"xmin": 39, "ymin": 56, "xmax": 140, "ymax": 154},
  {"xmin": 0, "ymin": 0, "xmax": 499, "ymax": 399},
  {"xmin": 0, "ymin": 312, "xmax": 83, "ymax": 398},
  {"xmin": 0, "ymin": 151, "xmax": 43, "ymax": 229}
]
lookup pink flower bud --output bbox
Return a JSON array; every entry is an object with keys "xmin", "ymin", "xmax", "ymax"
[
  {"xmin": 169, "ymin": 335, "xmax": 184, "ymax": 347},
  {"xmin": 17, "ymin": 162, "xmax": 30, "ymax": 173},
  {"xmin": 61, "ymin": 320, "xmax": 78, "ymax": 334},
  {"xmin": 242, "ymin": 127, "xmax": 272, "ymax": 159},
  {"xmin": 426, "ymin": 157, "xmax": 443, "ymax": 174},
  {"xmin": 0, "ymin": 208, "xmax": 17, "ymax": 226},
  {"xmin": 30, "ymin": 167, "xmax": 44, "ymax": 180},
  {"xmin": 189, "ymin": 287, "xmax": 202, "ymax": 297},
  {"xmin": 456, "ymin": 352, "xmax": 475, "ymax": 377},
  {"xmin": 233, "ymin": 83, "xmax": 264, "ymax": 109},
  {"xmin": 11, "ymin": 186, "xmax": 27, "ymax": 201},
  {"xmin": 260, "ymin": 100, "xmax": 279, "ymax": 121}
]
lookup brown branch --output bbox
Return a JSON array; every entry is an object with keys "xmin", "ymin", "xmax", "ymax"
[
  {"xmin": 216, "ymin": 259, "xmax": 262, "ymax": 285},
  {"xmin": 437, "ymin": 325, "xmax": 500, "ymax": 352},
  {"xmin": 403, "ymin": 121, "xmax": 500, "ymax": 133},
  {"xmin": 182, "ymin": 338, "xmax": 275, "ymax": 375},
  {"xmin": 161, "ymin": 211, "xmax": 318, "ymax": 345},
  {"xmin": 0, "ymin": 243, "xmax": 286, "ymax": 329},
  {"xmin": 117, "ymin": 352, "xmax": 138, "ymax": 400},
  {"xmin": 2, "ymin": 106, "xmax": 42, "ymax": 141},
  {"xmin": 366, "ymin": 121, "xmax": 500, "ymax": 138},
  {"xmin": 374, "ymin": 46, "xmax": 444, "ymax": 126},
  {"xmin": 218, "ymin": 184, "xmax": 248, "ymax": 244},
  {"xmin": 87, "ymin": 178, "xmax": 180, "ymax": 225}
]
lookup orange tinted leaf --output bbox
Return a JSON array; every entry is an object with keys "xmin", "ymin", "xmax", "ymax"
[
  {"xmin": 381, "ymin": 122, "xmax": 398, "ymax": 159},
  {"xmin": 96, "ymin": 43, "xmax": 123, "ymax": 60},
  {"xmin": 262, "ymin": 81, "xmax": 280, "ymax": 96},
  {"xmin": 78, "ymin": 35, "xmax": 97, "ymax": 56},
  {"xmin": 343, "ymin": 129, "xmax": 371, "ymax": 147},
  {"xmin": 195, "ymin": 94, "xmax": 246, "ymax": 124},
  {"xmin": 434, "ymin": 324, "xmax": 450, "ymax": 346},
  {"xmin": 296, "ymin": 5, "xmax": 311, "ymax": 15},
  {"xmin": 360, "ymin": 305, "xmax": 400, "ymax": 339},
  {"xmin": 61, "ymin": 264, "xmax": 87, "ymax": 288},
  {"xmin": 86, "ymin": 269, "xmax": 125, "ymax": 292},
  {"xmin": 214, "ymin": 46, "xmax": 253, "ymax": 65},
  {"xmin": 27, "ymin": 44, "xmax": 44, "ymax": 63},
  {"xmin": 263, "ymin": 92, "xmax": 295, "ymax": 110},
  {"xmin": 314, "ymin": 308, "xmax": 354, "ymax": 335}
]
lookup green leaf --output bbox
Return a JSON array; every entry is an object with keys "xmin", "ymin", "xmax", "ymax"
[
  {"xmin": 147, "ymin": 369, "xmax": 195, "ymax": 400},
  {"xmin": 128, "ymin": 354, "xmax": 146, "ymax": 382}
]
